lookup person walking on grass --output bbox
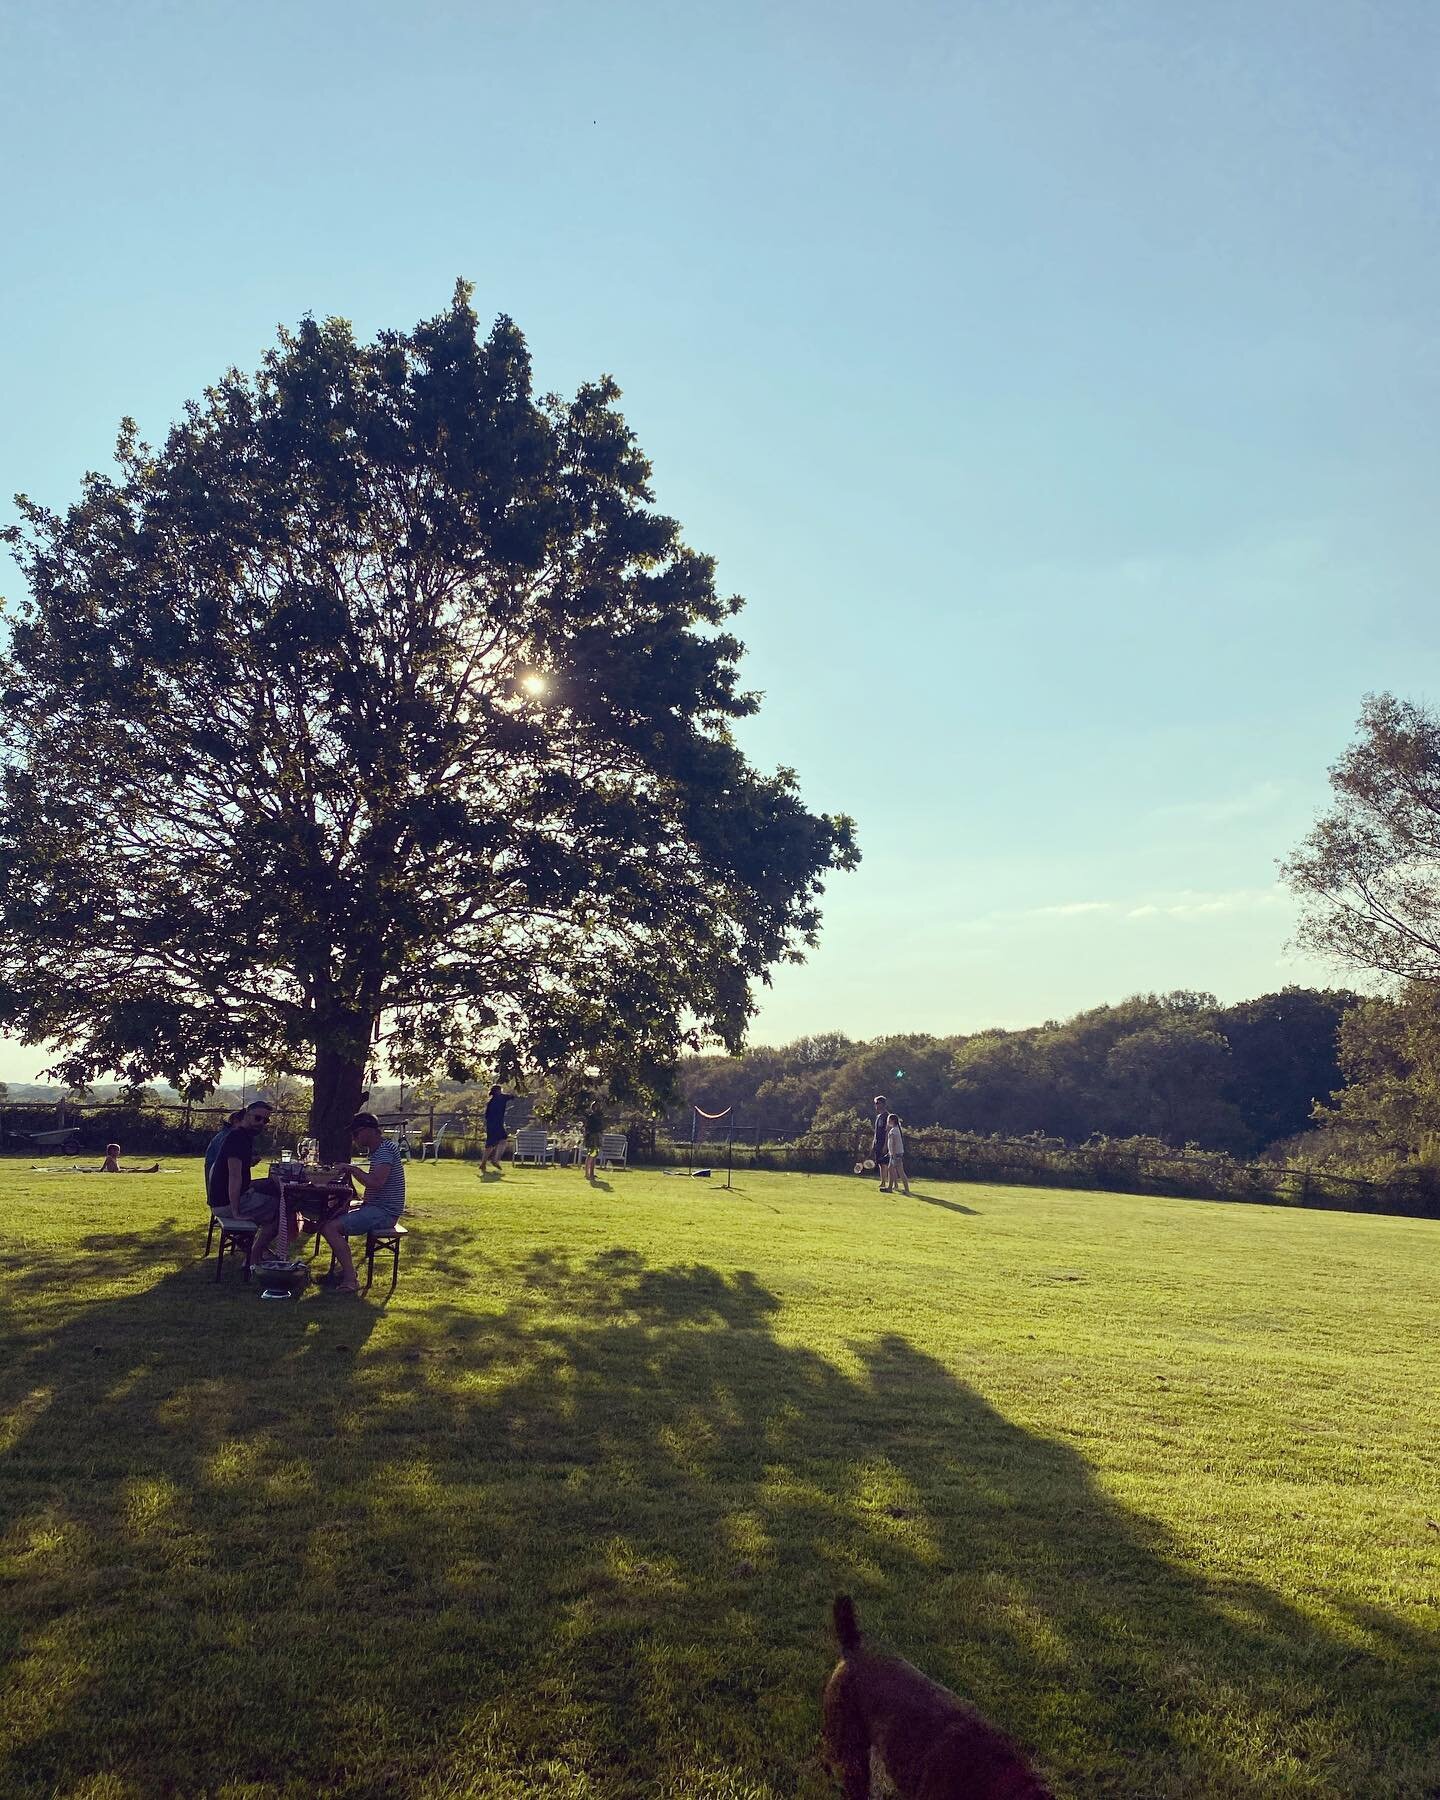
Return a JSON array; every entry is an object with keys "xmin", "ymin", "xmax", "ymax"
[
  {"xmin": 483, "ymin": 1084, "xmax": 513, "ymax": 1173},
  {"xmin": 871, "ymin": 1095, "xmax": 890, "ymax": 1187},
  {"xmin": 883, "ymin": 1114, "xmax": 909, "ymax": 1195}
]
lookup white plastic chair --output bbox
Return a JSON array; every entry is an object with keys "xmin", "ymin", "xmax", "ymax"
[
  {"xmin": 418, "ymin": 1124, "xmax": 450, "ymax": 1162},
  {"xmin": 513, "ymin": 1128, "xmax": 553, "ymax": 1165},
  {"xmin": 597, "ymin": 1132, "xmax": 629, "ymax": 1170}
]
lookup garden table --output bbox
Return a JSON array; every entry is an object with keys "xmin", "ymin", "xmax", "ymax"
[{"xmin": 266, "ymin": 1168, "xmax": 355, "ymax": 1264}]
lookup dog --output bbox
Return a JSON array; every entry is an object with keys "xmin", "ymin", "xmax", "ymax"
[{"xmin": 822, "ymin": 1595, "xmax": 1055, "ymax": 1799}]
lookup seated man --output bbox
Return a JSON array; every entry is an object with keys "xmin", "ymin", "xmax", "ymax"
[
  {"xmin": 321, "ymin": 1112, "xmax": 405, "ymax": 1296},
  {"xmin": 207, "ymin": 1097, "xmax": 287, "ymax": 1259},
  {"xmin": 203, "ymin": 1109, "xmax": 245, "ymax": 1196}
]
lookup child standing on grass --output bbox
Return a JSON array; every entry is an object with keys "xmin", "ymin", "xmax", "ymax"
[
  {"xmin": 581, "ymin": 1105, "xmax": 605, "ymax": 1181},
  {"xmin": 884, "ymin": 1115, "xmax": 909, "ymax": 1195}
]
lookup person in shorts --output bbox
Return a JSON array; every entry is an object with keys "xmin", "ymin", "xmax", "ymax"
[
  {"xmin": 883, "ymin": 1113, "xmax": 909, "ymax": 1195},
  {"xmin": 483, "ymin": 1085, "xmax": 512, "ymax": 1173},
  {"xmin": 204, "ymin": 1110, "xmax": 244, "ymax": 1195},
  {"xmin": 580, "ymin": 1104, "xmax": 605, "ymax": 1181},
  {"xmin": 321, "ymin": 1113, "xmax": 406, "ymax": 1295},
  {"xmin": 207, "ymin": 1098, "xmax": 287, "ymax": 1257}
]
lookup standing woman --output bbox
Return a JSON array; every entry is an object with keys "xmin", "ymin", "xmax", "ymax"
[
  {"xmin": 483, "ymin": 1084, "xmax": 513, "ymax": 1174},
  {"xmin": 871, "ymin": 1095, "xmax": 889, "ymax": 1187},
  {"xmin": 885, "ymin": 1114, "xmax": 909, "ymax": 1195}
]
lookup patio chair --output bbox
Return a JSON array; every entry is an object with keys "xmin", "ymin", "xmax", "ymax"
[
  {"xmin": 597, "ymin": 1131, "xmax": 629, "ymax": 1170},
  {"xmin": 382, "ymin": 1126, "xmax": 414, "ymax": 1162},
  {"xmin": 206, "ymin": 1208, "xmax": 258, "ymax": 1283},
  {"xmin": 513, "ymin": 1128, "xmax": 553, "ymax": 1165},
  {"xmin": 323, "ymin": 1217, "xmax": 408, "ymax": 1295},
  {"xmin": 418, "ymin": 1124, "xmax": 450, "ymax": 1162}
]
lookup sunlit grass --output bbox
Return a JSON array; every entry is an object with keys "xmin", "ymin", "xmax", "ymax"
[{"xmin": 0, "ymin": 1157, "xmax": 1435, "ymax": 1796}]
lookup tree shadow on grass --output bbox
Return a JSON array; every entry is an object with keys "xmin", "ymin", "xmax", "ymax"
[{"xmin": 0, "ymin": 1229, "xmax": 1435, "ymax": 1798}]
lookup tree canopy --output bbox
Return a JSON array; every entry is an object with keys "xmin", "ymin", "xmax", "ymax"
[
  {"xmin": 1311, "ymin": 985, "xmax": 1440, "ymax": 1162},
  {"xmin": 669, "ymin": 987, "xmax": 1355, "ymax": 1155},
  {"xmin": 1284, "ymin": 693, "xmax": 1440, "ymax": 985},
  {"xmin": 0, "ymin": 284, "xmax": 857, "ymax": 1155}
]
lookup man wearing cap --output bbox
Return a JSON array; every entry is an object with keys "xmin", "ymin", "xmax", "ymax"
[
  {"xmin": 320, "ymin": 1113, "xmax": 406, "ymax": 1296},
  {"xmin": 206, "ymin": 1097, "xmax": 288, "ymax": 1260}
]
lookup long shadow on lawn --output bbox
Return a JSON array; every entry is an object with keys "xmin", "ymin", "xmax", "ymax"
[
  {"xmin": 0, "ymin": 1228, "xmax": 1434, "ymax": 1798},
  {"xmin": 909, "ymin": 1190, "xmax": 980, "ymax": 1214}
]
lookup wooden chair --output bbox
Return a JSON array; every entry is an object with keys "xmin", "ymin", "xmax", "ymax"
[
  {"xmin": 206, "ymin": 1209, "xmax": 258, "ymax": 1282},
  {"xmin": 597, "ymin": 1131, "xmax": 629, "ymax": 1170},
  {"xmin": 513, "ymin": 1128, "xmax": 553, "ymax": 1165},
  {"xmin": 324, "ymin": 1219, "xmax": 407, "ymax": 1295},
  {"xmin": 363, "ymin": 1222, "xmax": 406, "ymax": 1294}
]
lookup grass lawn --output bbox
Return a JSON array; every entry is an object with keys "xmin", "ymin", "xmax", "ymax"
[{"xmin": 0, "ymin": 1157, "xmax": 1435, "ymax": 1798}]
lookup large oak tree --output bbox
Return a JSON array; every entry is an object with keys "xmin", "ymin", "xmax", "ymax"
[{"xmin": 0, "ymin": 285, "xmax": 857, "ymax": 1157}]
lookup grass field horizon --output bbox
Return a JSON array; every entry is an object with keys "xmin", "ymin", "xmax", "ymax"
[{"xmin": 1, "ymin": 1158, "xmax": 1435, "ymax": 1797}]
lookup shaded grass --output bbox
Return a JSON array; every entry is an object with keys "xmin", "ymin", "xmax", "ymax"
[{"xmin": 0, "ymin": 1159, "xmax": 1436, "ymax": 1796}]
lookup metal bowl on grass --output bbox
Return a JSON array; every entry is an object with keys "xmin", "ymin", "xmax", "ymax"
[{"xmin": 255, "ymin": 1257, "xmax": 309, "ymax": 1300}]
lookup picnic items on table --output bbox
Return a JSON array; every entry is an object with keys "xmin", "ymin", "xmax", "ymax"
[{"xmin": 255, "ymin": 1161, "xmax": 354, "ymax": 1298}]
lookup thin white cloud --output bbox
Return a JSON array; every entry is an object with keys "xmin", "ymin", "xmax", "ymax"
[
  {"xmin": 1152, "ymin": 780, "xmax": 1292, "ymax": 826},
  {"xmin": 1126, "ymin": 889, "xmax": 1288, "ymax": 920},
  {"xmin": 1024, "ymin": 900, "xmax": 1115, "ymax": 918},
  {"xmin": 956, "ymin": 888, "xmax": 1289, "ymax": 932}
]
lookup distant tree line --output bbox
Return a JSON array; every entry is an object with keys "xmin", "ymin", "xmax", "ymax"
[{"xmin": 671, "ymin": 988, "xmax": 1360, "ymax": 1158}]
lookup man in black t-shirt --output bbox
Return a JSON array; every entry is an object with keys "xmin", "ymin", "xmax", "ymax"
[
  {"xmin": 207, "ymin": 1097, "xmax": 286, "ymax": 1258},
  {"xmin": 871, "ymin": 1095, "xmax": 890, "ymax": 1185},
  {"xmin": 483, "ymin": 1085, "xmax": 512, "ymax": 1174}
]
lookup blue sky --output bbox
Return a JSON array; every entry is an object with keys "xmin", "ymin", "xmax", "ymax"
[{"xmin": 2, "ymin": 0, "xmax": 1438, "ymax": 1080}]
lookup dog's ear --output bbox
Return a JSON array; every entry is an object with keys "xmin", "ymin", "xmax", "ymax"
[{"xmin": 833, "ymin": 1594, "xmax": 863, "ymax": 1655}]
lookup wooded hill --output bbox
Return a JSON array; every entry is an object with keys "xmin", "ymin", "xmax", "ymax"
[{"xmin": 672, "ymin": 988, "xmax": 1358, "ymax": 1158}]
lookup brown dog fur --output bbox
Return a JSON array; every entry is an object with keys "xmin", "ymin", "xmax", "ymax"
[{"xmin": 822, "ymin": 1596, "xmax": 1055, "ymax": 1800}]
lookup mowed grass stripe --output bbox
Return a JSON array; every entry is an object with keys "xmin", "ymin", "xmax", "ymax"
[{"xmin": 0, "ymin": 1159, "xmax": 1435, "ymax": 1797}]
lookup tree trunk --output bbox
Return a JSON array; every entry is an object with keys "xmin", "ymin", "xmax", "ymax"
[{"xmin": 311, "ymin": 1029, "xmax": 370, "ymax": 1165}]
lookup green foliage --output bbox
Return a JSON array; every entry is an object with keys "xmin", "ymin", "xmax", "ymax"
[
  {"xmin": 812, "ymin": 1033, "xmax": 959, "ymax": 1132},
  {"xmin": 0, "ymin": 285, "xmax": 855, "ymax": 1152},
  {"xmin": 668, "ymin": 988, "xmax": 1355, "ymax": 1155},
  {"xmin": 1285, "ymin": 692, "xmax": 1440, "ymax": 983},
  {"xmin": 673, "ymin": 1033, "xmax": 857, "ymax": 1140},
  {"xmin": 1312, "ymin": 984, "xmax": 1440, "ymax": 1161},
  {"xmin": 1218, "ymin": 987, "xmax": 1356, "ymax": 1149}
]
